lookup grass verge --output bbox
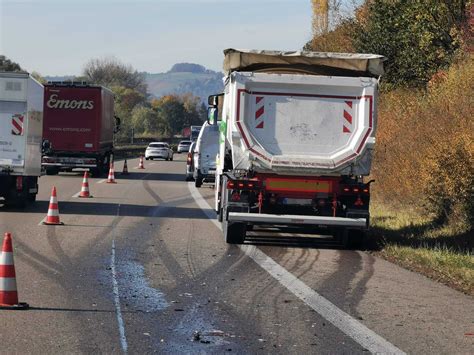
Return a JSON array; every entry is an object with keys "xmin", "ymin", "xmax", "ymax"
[{"xmin": 369, "ymin": 204, "xmax": 473, "ymax": 296}]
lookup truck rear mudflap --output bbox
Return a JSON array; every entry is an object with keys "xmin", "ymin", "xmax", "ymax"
[{"xmin": 228, "ymin": 212, "xmax": 367, "ymax": 229}]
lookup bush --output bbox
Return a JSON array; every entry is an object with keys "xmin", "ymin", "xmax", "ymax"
[{"xmin": 372, "ymin": 55, "xmax": 474, "ymax": 231}]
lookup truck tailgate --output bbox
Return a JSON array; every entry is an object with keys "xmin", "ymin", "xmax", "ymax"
[{"xmin": 233, "ymin": 73, "xmax": 377, "ymax": 173}]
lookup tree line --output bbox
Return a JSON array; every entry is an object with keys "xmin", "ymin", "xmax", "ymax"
[{"xmin": 81, "ymin": 57, "xmax": 206, "ymax": 142}]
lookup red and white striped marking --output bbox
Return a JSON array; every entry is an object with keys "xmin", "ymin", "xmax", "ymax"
[
  {"xmin": 0, "ymin": 233, "xmax": 19, "ymax": 306},
  {"xmin": 255, "ymin": 96, "xmax": 265, "ymax": 129},
  {"xmin": 79, "ymin": 171, "xmax": 92, "ymax": 198},
  {"xmin": 11, "ymin": 114, "xmax": 24, "ymax": 136},
  {"xmin": 343, "ymin": 101, "xmax": 353, "ymax": 133},
  {"xmin": 42, "ymin": 186, "xmax": 63, "ymax": 225},
  {"xmin": 107, "ymin": 163, "xmax": 117, "ymax": 183}
]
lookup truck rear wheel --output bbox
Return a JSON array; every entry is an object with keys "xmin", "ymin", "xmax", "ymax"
[
  {"xmin": 195, "ymin": 173, "xmax": 203, "ymax": 188},
  {"xmin": 338, "ymin": 229, "xmax": 366, "ymax": 250},
  {"xmin": 45, "ymin": 167, "xmax": 59, "ymax": 175},
  {"xmin": 223, "ymin": 220, "xmax": 246, "ymax": 244}
]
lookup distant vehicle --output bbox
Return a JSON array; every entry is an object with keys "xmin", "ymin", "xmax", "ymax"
[
  {"xmin": 193, "ymin": 121, "xmax": 219, "ymax": 187},
  {"xmin": 185, "ymin": 141, "xmax": 196, "ymax": 181},
  {"xmin": 190, "ymin": 125, "xmax": 202, "ymax": 141},
  {"xmin": 0, "ymin": 72, "xmax": 43, "ymax": 207},
  {"xmin": 177, "ymin": 140, "xmax": 192, "ymax": 153},
  {"xmin": 42, "ymin": 82, "xmax": 120, "ymax": 176},
  {"xmin": 145, "ymin": 142, "xmax": 173, "ymax": 161}
]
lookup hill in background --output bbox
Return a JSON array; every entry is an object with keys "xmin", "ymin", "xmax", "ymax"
[
  {"xmin": 45, "ymin": 62, "xmax": 224, "ymax": 102},
  {"xmin": 144, "ymin": 63, "xmax": 224, "ymax": 102}
]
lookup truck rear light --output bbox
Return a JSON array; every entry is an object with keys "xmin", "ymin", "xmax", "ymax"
[
  {"xmin": 187, "ymin": 153, "xmax": 192, "ymax": 164},
  {"xmin": 318, "ymin": 199, "xmax": 326, "ymax": 206},
  {"xmin": 16, "ymin": 177, "xmax": 23, "ymax": 191},
  {"xmin": 227, "ymin": 179, "xmax": 261, "ymax": 190},
  {"xmin": 354, "ymin": 196, "xmax": 364, "ymax": 206},
  {"xmin": 343, "ymin": 187, "xmax": 350, "ymax": 192},
  {"xmin": 353, "ymin": 187, "xmax": 360, "ymax": 193},
  {"xmin": 363, "ymin": 188, "xmax": 369, "ymax": 193},
  {"xmin": 231, "ymin": 192, "xmax": 241, "ymax": 201}
]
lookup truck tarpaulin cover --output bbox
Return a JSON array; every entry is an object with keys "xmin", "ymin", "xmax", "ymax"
[{"xmin": 223, "ymin": 49, "xmax": 385, "ymax": 77}]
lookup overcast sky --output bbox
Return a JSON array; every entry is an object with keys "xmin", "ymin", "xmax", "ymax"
[{"xmin": 0, "ymin": 0, "xmax": 314, "ymax": 76}]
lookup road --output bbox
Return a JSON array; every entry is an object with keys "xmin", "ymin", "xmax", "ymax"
[{"xmin": 0, "ymin": 155, "xmax": 472, "ymax": 354}]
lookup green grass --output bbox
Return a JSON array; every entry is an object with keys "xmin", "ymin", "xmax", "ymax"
[{"xmin": 369, "ymin": 203, "xmax": 473, "ymax": 295}]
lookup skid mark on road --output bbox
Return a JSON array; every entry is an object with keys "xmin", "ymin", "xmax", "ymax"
[{"xmin": 188, "ymin": 183, "xmax": 405, "ymax": 355}]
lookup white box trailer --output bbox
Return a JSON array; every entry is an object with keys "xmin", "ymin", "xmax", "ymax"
[
  {"xmin": 0, "ymin": 72, "xmax": 43, "ymax": 207},
  {"xmin": 212, "ymin": 49, "xmax": 385, "ymax": 246}
]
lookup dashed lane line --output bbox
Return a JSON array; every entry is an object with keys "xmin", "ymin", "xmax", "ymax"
[{"xmin": 188, "ymin": 182, "xmax": 405, "ymax": 355}]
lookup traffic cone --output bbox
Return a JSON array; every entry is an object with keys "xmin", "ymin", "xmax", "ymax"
[
  {"xmin": 121, "ymin": 159, "xmax": 129, "ymax": 175},
  {"xmin": 79, "ymin": 171, "xmax": 93, "ymax": 198},
  {"xmin": 138, "ymin": 156, "xmax": 145, "ymax": 169},
  {"xmin": 0, "ymin": 233, "xmax": 29, "ymax": 309},
  {"xmin": 107, "ymin": 162, "xmax": 117, "ymax": 184},
  {"xmin": 43, "ymin": 186, "xmax": 64, "ymax": 225}
]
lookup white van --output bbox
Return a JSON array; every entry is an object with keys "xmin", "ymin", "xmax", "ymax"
[{"xmin": 193, "ymin": 121, "xmax": 219, "ymax": 187}]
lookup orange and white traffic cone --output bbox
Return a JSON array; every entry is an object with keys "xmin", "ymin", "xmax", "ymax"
[
  {"xmin": 43, "ymin": 186, "xmax": 64, "ymax": 225},
  {"xmin": 79, "ymin": 171, "xmax": 93, "ymax": 198},
  {"xmin": 121, "ymin": 159, "xmax": 129, "ymax": 175},
  {"xmin": 0, "ymin": 233, "xmax": 29, "ymax": 309},
  {"xmin": 107, "ymin": 162, "xmax": 117, "ymax": 184},
  {"xmin": 138, "ymin": 156, "xmax": 145, "ymax": 169}
]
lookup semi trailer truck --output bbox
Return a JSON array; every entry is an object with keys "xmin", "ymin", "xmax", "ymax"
[
  {"xmin": 42, "ymin": 82, "xmax": 120, "ymax": 176},
  {"xmin": 212, "ymin": 49, "xmax": 385, "ymax": 246},
  {"xmin": 0, "ymin": 72, "xmax": 43, "ymax": 207}
]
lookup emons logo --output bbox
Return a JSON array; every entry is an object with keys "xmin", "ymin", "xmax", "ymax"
[{"xmin": 46, "ymin": 94, "xmax": 94, "ymax": 110}]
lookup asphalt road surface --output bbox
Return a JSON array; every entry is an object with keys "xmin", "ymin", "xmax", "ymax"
[{"xmin": 1, "ymin": 155, "xmax": 473, "ymax": 354}]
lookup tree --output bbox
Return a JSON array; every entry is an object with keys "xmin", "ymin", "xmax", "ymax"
[
  {"xmin": 352, "ymin": 0, "xmax": 468, "ymax": 87},
  {"xmin": 0, "ymin": 55, "xmax": 23, "ymax": 72},
  {"xmin": 82, "ymin": 57, "xmax": 147, "ymax": 94}
]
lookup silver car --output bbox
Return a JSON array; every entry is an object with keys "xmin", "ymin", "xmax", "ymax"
[
  {"xmin": 145, "ymin": 142, "xmax": 174, "ymax": 161},
  {"xmin": 177, "ymin": 140, "xmax": 192, "ymax": 153}
]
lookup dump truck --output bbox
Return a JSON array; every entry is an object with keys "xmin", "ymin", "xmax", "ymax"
[
  {"xmin": 42, "ymin": 82, "xmax": 120, "ymax": 176},
  {"xmin": 0, "ymin": 72, "xmax": 43, "ymax": 207},
  {"xmin": 212, "ymin": 49, "xmax": 385, "ymax": 246}
]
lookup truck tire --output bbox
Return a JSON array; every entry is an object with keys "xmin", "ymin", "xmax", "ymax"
[
  {"xmin": 223, "ymin": 220, "xmax": 246, "ymax": 244},
  {"xmin": 45, "ymin": 167, "xmax": 59, "ymax": 175},
  {"xmin": 170, "ymin": 155, "xmax": 173, "ymax": 161},
  {"xmin": 338, "ymin": 229, "xmax": 366, "ymax": 250},
  {"xmin": 195, "ymin": 172, "xmax": 203, "ymax": 188}
]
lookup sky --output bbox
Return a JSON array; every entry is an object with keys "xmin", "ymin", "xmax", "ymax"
[{"xmin": 0, "ymin": 0, "xmax": 314, "ymax": 76}]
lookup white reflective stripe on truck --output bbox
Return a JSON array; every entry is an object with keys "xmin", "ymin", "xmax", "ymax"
[{"xmin": 228, "ymin": 212, "xmax": 367, "ymax": 228}]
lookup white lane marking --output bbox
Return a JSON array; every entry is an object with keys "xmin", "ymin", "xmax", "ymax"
[
  {"xmin": 111, "ymin": 238, "xmax": 128, "ymax": 353},
  {"xmin": 188, "ymin": 183, "xmax": 405, "ymax": 355},
  {"xmin": 72, "ymin": 192, "xmax": 81, "ymax": 198},
  {"xmin": 38, "ymin": 217, "xmax": 46, "ymax": 226},
  {"xmin": 97, "ymin": 179, "xmax": 107, "ymax": 184}
]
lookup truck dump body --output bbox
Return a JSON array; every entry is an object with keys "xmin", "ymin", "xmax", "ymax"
[
  {"xmin": 43, "ymin": 84, "xmax": 114, "ymax": 153},
  {"xmin": 229, "ymin": 72, "xmax": 377, "ymax": 175}
]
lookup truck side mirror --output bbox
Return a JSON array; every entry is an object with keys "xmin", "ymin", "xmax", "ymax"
[{"xmin": 207, "ymin": 107, "xmax": 218, "ymax": 125}]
